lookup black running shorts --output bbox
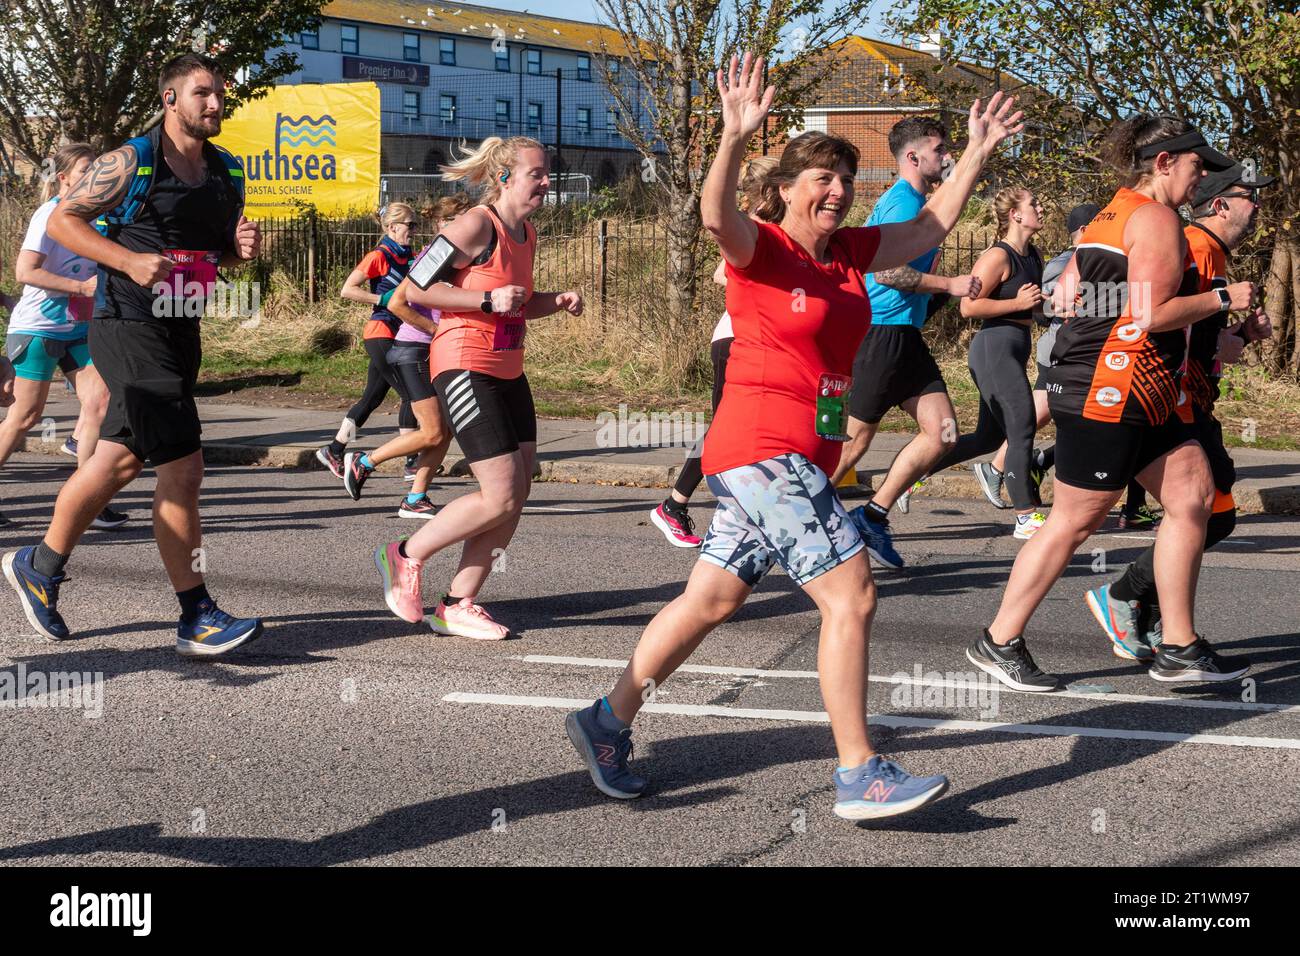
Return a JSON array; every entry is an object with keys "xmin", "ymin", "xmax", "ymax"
[
  {"xmin": 89, "ymin": 318, "xmax": 202, "ymax": 466},
  {"xmin": 848, "ymin": 325, "xmax": 947, "ymax": 424},
  {"xmin": 1193, "ymin": 412, "xmax": 1236, "ymax": 496},
  {"xmin": 433, "ymin": 369, "xmax": 536, "ymax": 464},
  {"xmin": 387, "ymin": 343, "xmax": 437, "ymax": 403},
  {"xmin": 1051, "ymin": 410, "xmax": 1196, "ymax": 492}
]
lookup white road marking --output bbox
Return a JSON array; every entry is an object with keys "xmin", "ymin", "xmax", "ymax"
[
  {"xmin": 443, "ymin": 692, "xmax": 1300, "ymax": 751},
  {"xmin": 520, "ymin": 506, "xmax": 588, "ymax": 513},
  {"xmin": 512, "ymin": 654, "xmax": 1300, "ymax": 715}
]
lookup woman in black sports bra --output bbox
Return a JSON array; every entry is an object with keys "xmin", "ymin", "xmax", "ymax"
[{"xmin": 926, "ymin": 187, "xmax": 1045, "ymax": 538}]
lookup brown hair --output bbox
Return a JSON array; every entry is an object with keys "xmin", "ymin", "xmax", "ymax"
[
  {"xmin": 757, "ymin": 132, "xmax": 859, "ymax": 221},
  {"xmin": 422, "ymin": 192, "xmax": 476, "ymax": 223},
  {"xmin": 1100, "ymin": 115, "xmax": 1197, "ymax": 189},
  {"xmin": 739, "ymin": 156, "xmax": 780, "ymax": 222},
  {"xmin": 992, "ymin": 186, "xmax": 1030, "ymax": 238},
  {"xmin": 43, "ymin": 142, "xmax": 96, "ymax": 202},
  {"xmin": 440, "ymin": 136, "xmax": 547, "ymax": 205},
  {"xmin": 158, "ymin": 52, "xmax": 225, "ymax": 99}
]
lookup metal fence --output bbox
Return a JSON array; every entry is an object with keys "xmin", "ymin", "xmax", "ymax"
[{"xmin": 255, "ymin": 212, "xmax": 1000, "ymax": 334}]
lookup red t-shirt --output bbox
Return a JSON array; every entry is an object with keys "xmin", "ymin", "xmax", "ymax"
[{"xmin": 703, "ymin": 221, "xmax": 882, "ymax": 477}]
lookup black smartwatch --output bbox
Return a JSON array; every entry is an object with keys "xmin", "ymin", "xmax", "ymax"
[
  {"xmin": 480, "ymin": 291, "xmax": 493, "ymax": 314},
  {"xmin": 1215, "ymin": 287, "xmax": 1231, "ymax": 313}
]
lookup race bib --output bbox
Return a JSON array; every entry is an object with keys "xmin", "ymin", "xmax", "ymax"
[
  {"xmin": 815, "ymin": 373, "xmax": 852, "ymax": 440},
  {"xmin": 162, "ymin": 249, "xmax": 220, "ymax": 295},
  {"xmin": 491, "ymin": 311, "xmax": 526, "ymax": 352},
  {"xmin": 68, "ymin": 296, "xmax": 94, "ymax": 323}
]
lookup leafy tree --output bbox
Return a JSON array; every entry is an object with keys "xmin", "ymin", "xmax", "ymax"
[{"xmin": 0, "ymin": 0, "xmax": 325, "ymax": 174}]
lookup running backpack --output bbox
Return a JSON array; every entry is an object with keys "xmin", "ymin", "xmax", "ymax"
[{"xmin": 93, "ymin": 124, "xmax": 245, "ymax": 240}]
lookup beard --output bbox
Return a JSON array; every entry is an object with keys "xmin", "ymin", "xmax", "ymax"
[{"xmin": 178, "ymin": 111, "xmax": 222, "ymax": 140}]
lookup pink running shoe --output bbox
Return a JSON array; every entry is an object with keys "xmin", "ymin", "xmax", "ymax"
[
  {"xmin": 650, "ymin": 502, "xmax": 702, "ymax": 548},
  {"xmin": 374, "ymin": 541, "xmax": 424, "ymax": 623},
  {"xmin": 429, "ymin": 597, "xmax": 510, "ymax": 641}
]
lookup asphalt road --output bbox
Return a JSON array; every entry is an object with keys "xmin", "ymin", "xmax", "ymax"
[{"xmin": 0, "ymin": 451, "xmax": 1297, "ymax": 867}]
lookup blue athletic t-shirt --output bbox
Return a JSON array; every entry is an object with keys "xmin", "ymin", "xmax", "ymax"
[{"xmin": 863, "ymin": 178, "xmax": 939, "ymax": 328}]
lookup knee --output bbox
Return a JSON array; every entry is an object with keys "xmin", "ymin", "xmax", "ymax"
[
  {"xmin": 694, "ymin": 590, "xmax": 746, "ymax": 628},
  {"xmin": 157, "ymin": 459, "xmax": 204, "ymax": 498},
  {"xmin": 481, "ymin": 476, "xmax": 527, "ymax": 516},
  {"xmin": 7, "ymin": 407, "xmax": 43, "ymax": 432},
  {"xmin": 825, "ymin": 577, "xmax": 878, "ymax": 626}
]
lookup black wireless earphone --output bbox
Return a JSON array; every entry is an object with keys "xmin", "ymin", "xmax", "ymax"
[{"xmin": 165, "ymin": 89, "xmax": 176, "ymax": 106}]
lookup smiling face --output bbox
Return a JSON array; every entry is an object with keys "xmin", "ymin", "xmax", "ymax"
[
  {"xmin": 781, "ymin": 161, "xmax": 856, "ymax": 238},
  {"xmin": 170, "ymin": 68, "xmax": 225, "ymax": 140},
  {"xmin": 503, "ymin": 146, "xmax": 551, "ymax": 217}
]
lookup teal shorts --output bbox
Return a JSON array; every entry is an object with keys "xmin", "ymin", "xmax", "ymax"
[{"xmin": 5, "ymin": 332, "xmax": 92, "ymax": 382}]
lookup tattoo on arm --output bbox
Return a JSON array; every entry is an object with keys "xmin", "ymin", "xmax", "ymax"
[
  {"xmin": 874, "ymin": 264, "xmax": 923, "ymax": 292},
  {"xmin": 59, "ymin": 146, "xmax": 137, "ymax": 220}
]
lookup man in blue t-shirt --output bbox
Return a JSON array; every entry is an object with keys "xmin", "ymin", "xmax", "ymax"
[{"xmin": 832, "ymin": 116, "xmax": 980, "ymax": 569}]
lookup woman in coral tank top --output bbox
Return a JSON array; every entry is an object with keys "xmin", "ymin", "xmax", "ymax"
[
  {"xmin": 372, "ymin": 136, "xmax": 582, "ymax": 641},
  {"xmin": 564, "ymin": 53, "xmax": 1024, "ymax": 820}
]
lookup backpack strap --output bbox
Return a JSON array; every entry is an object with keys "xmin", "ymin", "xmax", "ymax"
[{"xmin": 94, "ymin": 129, "xmax": 157, "ymax": 238}]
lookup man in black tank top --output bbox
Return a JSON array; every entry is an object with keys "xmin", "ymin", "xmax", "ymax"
[{"xmin": 1, "ymin": 54, "xmax": 265, "ymax": 657}]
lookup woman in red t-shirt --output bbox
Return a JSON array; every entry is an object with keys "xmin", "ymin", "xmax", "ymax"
[{"xmin": 565, "ymin": 52, "xmax": 1024, "ymax": 819}]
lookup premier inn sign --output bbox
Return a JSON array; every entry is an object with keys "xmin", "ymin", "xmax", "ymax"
[{"xmin": 342, "ymin": 56, "xmax": 430, "ymax": 86}]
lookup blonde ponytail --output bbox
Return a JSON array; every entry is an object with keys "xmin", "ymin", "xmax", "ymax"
[{"xmin": 440, "ymin": 136, "xmax": 545, "ymax": 205}]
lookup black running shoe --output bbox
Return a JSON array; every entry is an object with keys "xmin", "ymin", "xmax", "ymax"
[
  {"xmin": 342, "ymin": 452, "xmax": 374, "ymax": 500},
  {"xmin": 966, "ymin": 629, "xmax": 1059, "ymax": 692},
  {"xmin": 397, "ymin": 495, "xmax": 439, "ymax": 519},
  {"xmin": 90, "ymin": 506, "xmax": 129, "ymax": 530},
  {"xmin": 1149, "ymin": 637, "xmax": 1250, "ymax": 683},
  {"xmin": 316, "ymin": 445, "xmax": 344, "ymax": 479}
]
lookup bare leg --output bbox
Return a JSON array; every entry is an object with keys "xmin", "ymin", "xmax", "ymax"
[
  {"xmin": 446, "ymin": 442, "xmax": 536, "ymax": 599},
  {"xmin": 872, "ymin": 390, "xmax": 958, "ymax": 510},
  {"xmin": 0, "ymin": 378, "xmax": 53, "ymax": 467},
  {"xmin": 66, "ymin": 366, "xmax": 108, "ymax": 467},
  {"xmin": 43, "ymin": 441, "xmax": 144, "ymax": 556},
  {"xmin": 152, "ymin": 451, "xmax": 206, "ymax": 592},
  {"xmin": 829, "ymin": 415, "xmax": 879, "ymax": 486}
]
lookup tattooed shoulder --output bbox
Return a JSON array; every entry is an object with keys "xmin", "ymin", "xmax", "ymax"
[{"xmin": 59, "ymin": 145, "xmax": 138, "ymax": 220}]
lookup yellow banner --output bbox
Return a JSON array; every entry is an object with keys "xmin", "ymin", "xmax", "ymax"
[{"xmin": 215, "ymin": 82, "xmax": 380, "ymax": 217}]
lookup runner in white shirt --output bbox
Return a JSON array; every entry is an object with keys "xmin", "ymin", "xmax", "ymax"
[{"xmin": 0, "ymin": 144, "xmax": 127, "ymax": 529}]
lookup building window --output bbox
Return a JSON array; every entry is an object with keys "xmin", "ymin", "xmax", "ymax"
[
  {"xmin": 607, "ymin": 108, "xmax": 619, "ymax": 134},
  {"xmin": 608, "ymin": 59, "xmax": 620, "ymax": 78},
  {"xmin": 577, "ymin": 54, "xmax": 591, "ymax": 81},
  {"xmin": 526, "ymin": 49, "xmax": 541, "ymax": 75},
  {"xmin": 301, "ymin": 26, "xmax": 319, "ymax": 50},
  {"xmin": 404, "ymin": 32, "xmax": 420, "ymax": 62},
  {"xmin": 496, "ymin": 99, "xmax": 511, "ymax": 129},
  {"xmin": 440, "ymin": 37, "xmax": 455, "ymax": 66},
  {"xmin": 577, "ymin": 107, "xmax": 591, "ymax": 134},
  {"xmin": 527, "ymin": 101, "xmax": 541, "ymax": 132},
  {"xmin": 495, "ymin": 44, "xmax": 510, "ymax": 71},
  {"xmin": 403, "ymin": 90, "xmax": 420, "ymax": 120},
  {"xmin": 341, "ymin": 24, "xmax": 358, "ymax": 55},
  {"xmin": 439, "ymin": 94, "xmax": 456, "ymax": 123}
]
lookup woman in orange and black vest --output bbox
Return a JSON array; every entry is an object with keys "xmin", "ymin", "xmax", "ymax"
[{"xmin": 970, "ymin": 116, "xmax": 1257, "ymax": 691}]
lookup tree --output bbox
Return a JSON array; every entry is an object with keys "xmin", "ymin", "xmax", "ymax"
[
  {"xmin": 0, "ymin": 0, "xmax": 326, "ymax": 176},
  {"xmin": 889, "ymin": 0, "xmax": 1300, "ymax": 373},
  {"xmin": 593, "ymin": 0, "xmax": 876, "ymax": 377}
]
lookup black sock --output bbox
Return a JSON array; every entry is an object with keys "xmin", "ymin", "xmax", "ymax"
[
  {"xmin": 398, "ymin": 540, "xmax": 408, "ymax": 558},
  {"xmin": 328, "ymin": 439, "xmax": 346, "ymax": 457},
  {"xmin": 864, "ymin": 501, "xmax": 889, "ymax": 523},
  {"xmin": 662, "ymin": 496, "xmax": 687, "ymax": 516},
  {"xmin": 177, "ymin": 583, "xmax": 213, "ymax": 622},
  {"xmin": 33, "ymin": 542, "xmax": 69, "ymax": 578},
  {"xmin": 445, "ymin": 593, "xmax": 466, "ymax": 605},
  {"xmin": 1108, "ymin": 570, "xmax": 1141, "ymax": 603}
]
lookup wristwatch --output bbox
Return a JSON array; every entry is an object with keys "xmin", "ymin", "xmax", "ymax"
[
  {"xmin": 1215, "ymin": 287, "xmax": 1231, "ymax": 313},
  {"xmin": 480, "ymin": 291, "xmax": 493, "ymax": 314}
]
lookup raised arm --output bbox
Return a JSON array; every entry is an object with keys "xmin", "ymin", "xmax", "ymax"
[
  {"xmin": 870, "ymin": 93, "xmax": 1024, "ymax": 273},
  {"xmin": 701, "ymin": 53, "xmax": 773, "ymax": 271}
]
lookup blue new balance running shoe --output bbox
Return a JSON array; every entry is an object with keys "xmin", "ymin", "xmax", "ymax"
[
  {"xmin": 3, "ymin": 547, "xmax": 70, "ymax": 641},
  {"xmin": 848, "ymin": 506, "xmax": 905, "ymax": 569},
  {"xmin": 566, "ymin": 700, "xmax": 647, "ymax": 799},
  {"xmin": 833, "ymin": 756, "xmax": 949, "ymax": 820},
  {"xmin": 176, "ymin": 601, "xmax": 264, "ymax": 658}
]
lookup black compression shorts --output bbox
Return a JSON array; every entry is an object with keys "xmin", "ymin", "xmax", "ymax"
[
  {"xmin": 1051, "ymin": 410, "xmax": 1196, "ymax": 492},
  {"xmin": 433, "ymin": 369, "xmax": 536, "ymax": 464}
]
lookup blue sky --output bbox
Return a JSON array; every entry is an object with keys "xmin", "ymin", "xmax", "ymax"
[{"xmin": 478, "ymin": 0, "xmax": 899, "ymax": 41}]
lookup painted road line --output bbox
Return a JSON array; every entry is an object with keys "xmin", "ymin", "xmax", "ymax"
[
  {"xmin": 442, "ymin": 692, "xmax": 1300, "ymax": 751},
  {"xmin": 512, "ymin": 654, "xmax": 1300, "ymax": 716}
]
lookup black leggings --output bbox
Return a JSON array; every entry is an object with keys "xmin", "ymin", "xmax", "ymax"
[
  {"xmin": 348, "ymin": 338, "xmax": 415, "ymax": 431},
  {"xmin": 1112, "ymin": 507, "xmax": 1237, "ymax": 626},
  {"xmin": 672, "ymin": 337, "xmax": 733, "ymax": 500},
  {"xmin": 932, "ymin": 321, "xmax": 1037, "ymax": 509}
]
